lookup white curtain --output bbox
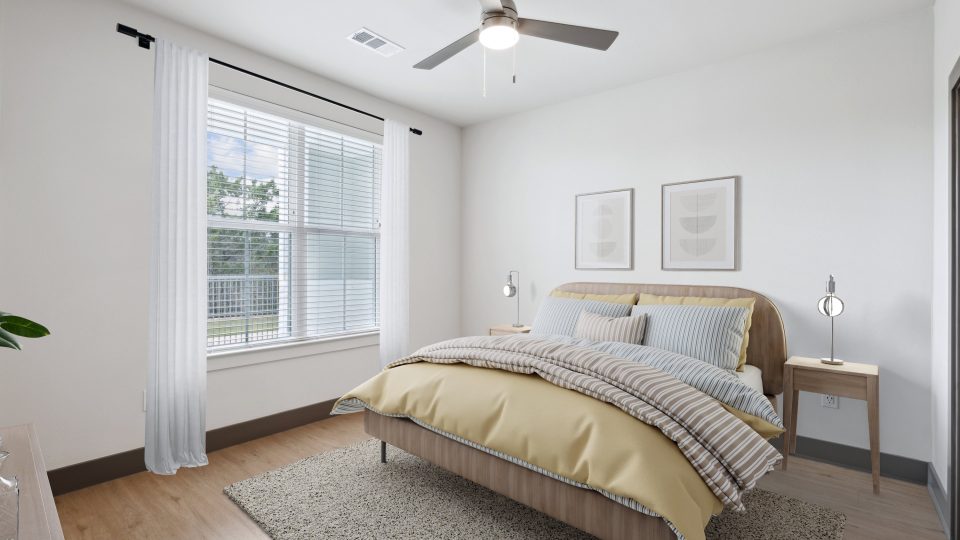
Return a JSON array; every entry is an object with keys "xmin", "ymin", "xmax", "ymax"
[
  {"xmin": 146, "ymin": 38, "xmax": 209, "ymax": 475},
  {"xmin": 379, "ymin": 120, "xmax": 411, "ymax": 367}
]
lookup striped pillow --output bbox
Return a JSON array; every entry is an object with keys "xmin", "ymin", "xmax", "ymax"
[
  {"xmin": 574, "ymin": 311, "xmax": 646, "ymax": 344},
  {"xmin": 531, "ymin": 297, "xmax": 633, "ymax": 337},
  {"xmin": 635, "ymin": 293, "xmax": 756, "ymax": 372},
  {"xmin": 631, "ymin": 304, "xmax": 748, "ymax": 371}
]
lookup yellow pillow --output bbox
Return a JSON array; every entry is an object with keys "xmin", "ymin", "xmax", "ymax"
[
  {"xmin": 635, "ymin": 293, "xmax": 756, "ymax": 371},
  {"xmin": 550, "ymin": 290, "xmax": 639, "ymax": 305}
]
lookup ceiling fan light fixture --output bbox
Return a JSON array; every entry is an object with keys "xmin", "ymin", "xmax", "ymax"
[{"xmin": 479, "ymin": 16, "xmax": 519, "ymax": 50}]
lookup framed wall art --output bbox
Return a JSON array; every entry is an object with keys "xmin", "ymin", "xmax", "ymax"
[
  {"xmin": 662, "ymin": 176, "xmax": 738, "ymax": 270},
  {"xmin": 575, "ymin": 189, "xmax": 633, "ymax": 270}
]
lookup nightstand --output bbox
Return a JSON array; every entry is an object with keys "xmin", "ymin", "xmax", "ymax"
[
  {"xmin": 489, "ymin": 324, "xmax": 532, "ymax": 336},
  {"xmin": 782, "ymin": 356, "xmax": 880, "ymax": 493}
]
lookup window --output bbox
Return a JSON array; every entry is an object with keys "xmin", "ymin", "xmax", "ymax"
[{"xmin": 206, "ymin": 96, "xmax": 381, "ymax": 350}]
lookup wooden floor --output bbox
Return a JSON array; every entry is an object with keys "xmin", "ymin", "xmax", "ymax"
[
  {"xmin": 757, "ymin": 455, "xmax": 945, "ymax": 540},
  {"xmin": 55, "ymin": 414, "xmax": 946, "ymax": 540}
]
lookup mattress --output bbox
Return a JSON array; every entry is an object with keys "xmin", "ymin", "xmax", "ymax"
[{"xmin": 737, "ymin": 364, "xmax": 764, "ymax": 395}]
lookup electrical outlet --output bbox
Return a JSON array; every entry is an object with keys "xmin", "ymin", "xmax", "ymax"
[{"xmin": 821, "ymin": 394, "xmax": 839, "ymax": 409}]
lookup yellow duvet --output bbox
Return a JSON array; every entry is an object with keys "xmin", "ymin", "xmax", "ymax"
[{"xmin": 337, "ymin": 362, "xmax": 781, "ymax": 540}]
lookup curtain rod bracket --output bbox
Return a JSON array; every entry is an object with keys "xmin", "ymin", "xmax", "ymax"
[
  {"xmin": 117, "ymin": 23, "xmax": 155, "ymax": 49},
  {"xmin": 115, "ymin": 22, "xmax": 423, "ymax": 136}
]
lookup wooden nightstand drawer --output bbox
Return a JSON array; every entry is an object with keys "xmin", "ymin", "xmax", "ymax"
[
  {"xmin": 793, "ymin": 368, "xmax": 868, "ymax": 400},
  {"xmin": 489, "ymin": 325, "xmax": 532, "ymax": 336}
]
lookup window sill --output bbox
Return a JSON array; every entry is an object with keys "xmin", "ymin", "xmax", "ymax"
[{"xmin": 207, "ymin": 332, "xmax": 379, "ymax": 372}]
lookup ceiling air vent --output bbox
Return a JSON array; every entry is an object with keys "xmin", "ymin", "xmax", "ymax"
[{"xmin": 348, "ymin": 28, "xmax": 404, "ymax": 58}]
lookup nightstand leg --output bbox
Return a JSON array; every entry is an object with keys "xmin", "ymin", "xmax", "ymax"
[
  {"xmin": 867, "ymin": 376, "xmax": 880, "ymax": 494},
  {"xmin": 782, "ymin": 367, "xmax": 794, "ymax": 470},
  {"xmin": 789, "ymin": 389, "xmax": 799, "ymax": 451}
]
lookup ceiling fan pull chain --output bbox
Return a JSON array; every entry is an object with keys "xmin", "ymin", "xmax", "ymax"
[
  {"xmin": 482, "ymin": 45, "xmax": 487, "ymax": 97},
  {"xmin": 512, "ymin": 43, "xmax": 517, "ymax": 84}
]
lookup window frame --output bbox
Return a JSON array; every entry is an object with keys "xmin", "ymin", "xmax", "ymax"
[{"xmin": 206, "ymin": 87, "xmax": 383, "ymax": 355}]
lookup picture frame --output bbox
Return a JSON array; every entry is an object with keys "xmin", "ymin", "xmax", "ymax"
[
  {"xmin": 575, "ymin": 188, "xmax": 634, "ymax": 270},
  {"xmin": 662, "ymin": 176, "xmax": 739, "ymax": 270}
]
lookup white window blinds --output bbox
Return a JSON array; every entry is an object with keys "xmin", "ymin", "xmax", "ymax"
[{"xmin": 206, "ymin": 97, "xmax": 381, "ymax": 350}]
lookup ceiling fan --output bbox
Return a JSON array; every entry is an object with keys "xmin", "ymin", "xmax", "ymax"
[{"xmin": 413, "ymin": 0, "xmax": 619, "ymax": 70}]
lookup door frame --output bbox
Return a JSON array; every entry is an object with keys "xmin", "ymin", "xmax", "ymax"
[{"xmin": 949, "ymin": 53, "xmax": 960, "ymax": 540}]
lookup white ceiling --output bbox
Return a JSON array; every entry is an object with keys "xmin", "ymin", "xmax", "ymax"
[{"xmin": 121, "ymin": 0, "xmax": 932, "ymax": 126}]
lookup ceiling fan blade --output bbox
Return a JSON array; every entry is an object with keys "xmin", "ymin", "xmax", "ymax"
[
  {"xmin": 413, "ymin": 29, "xmax": 480, "ymax": 70},
  {"xmin": 518, "ymin": 18, "xmax": 618, "ymax": 50}
]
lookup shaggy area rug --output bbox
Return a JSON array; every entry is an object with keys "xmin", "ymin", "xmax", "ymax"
[{"xmin": 225, "ymin": 439, "xmax": 846, "ymax": 540}]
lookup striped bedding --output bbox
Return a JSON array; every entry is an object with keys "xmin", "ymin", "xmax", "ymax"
[
  {"xmin": 375, "ymin": 334, "xmax": 783, "ymax": 510},
  {"xmin": 546, "ymin": 335, "xmax": 781, "ymax": 427}
]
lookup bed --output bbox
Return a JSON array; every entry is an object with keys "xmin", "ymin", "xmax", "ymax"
[{"xmin": 335, "ymin": 282, "xmax": 787, "ymax": 540}]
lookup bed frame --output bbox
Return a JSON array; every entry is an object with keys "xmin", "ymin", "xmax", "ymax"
[{"xmin": 366, "ymin": 282, "xmax": 788, "ymax": 540}]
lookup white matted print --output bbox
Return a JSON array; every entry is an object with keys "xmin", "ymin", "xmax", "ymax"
[
  {"xmin": 575, "ymin": 189, "xmax": 633, "ymax": 270},
  {"xmin": 662, "ymin": 177, "xmax": 738, "ymax": 270}
]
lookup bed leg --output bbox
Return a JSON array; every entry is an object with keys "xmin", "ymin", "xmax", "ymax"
[{"xmin": 380, "ymin": 440, "xmax": 387, "ymax": 463}]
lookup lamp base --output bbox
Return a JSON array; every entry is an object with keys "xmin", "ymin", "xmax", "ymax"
[
  {"xmin": 512, "ymin": 323, "xmax": 524, "ymax": 328},
  {"xmin": 820, "ymin": 357, "xmax": 844, "ymax": 366}
]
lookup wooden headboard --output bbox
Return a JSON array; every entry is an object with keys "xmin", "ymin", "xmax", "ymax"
[{"xmin": 554, "ymin": 282, "xmax": 788, "ymax": 395}]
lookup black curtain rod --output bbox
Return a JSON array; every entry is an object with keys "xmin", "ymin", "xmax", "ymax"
[{"xmin": 117, "ymin": 23, "xmax": 423, "ymax": 136}]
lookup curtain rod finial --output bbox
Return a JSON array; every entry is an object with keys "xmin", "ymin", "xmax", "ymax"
[{"xmin": 116, "ymin": 23, "xmax": 137, "ymax": 37}]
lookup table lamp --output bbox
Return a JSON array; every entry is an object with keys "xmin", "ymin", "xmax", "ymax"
[
  {"xmin": 502, "ymin": 271, "xmax": 522, "ymax": 327},
  {"xmin": 817, "ymin": 274, "xmax": 845, "ymax": 365}
]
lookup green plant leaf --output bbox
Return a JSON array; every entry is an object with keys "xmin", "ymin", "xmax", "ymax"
[
  {"xmin": 0, "ymin": 314, "xmax": 50, "ymax": 338},
  {"xmin": 0, "ymin": 327, "xmax": 21, "ymax": 350}
]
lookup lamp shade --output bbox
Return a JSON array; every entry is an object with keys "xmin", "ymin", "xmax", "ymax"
[
  {"xmin": 817, "ymin": 275, "xmax": 844, "ymax": 317},
  {"xmin": 817, "ymin": 295, "xmax": 844, "ymax": 317},
  {"xmin": 503, "ymin": 272, "xmax": 517, "ymax": 297}
]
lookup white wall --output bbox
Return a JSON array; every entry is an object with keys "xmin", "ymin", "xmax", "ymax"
[
  {"xmin": 461, "ymin": 13, "xmax": 933, "ymax": 460},
  {"xmin": 931, "ymin": 0, "xmax": 960, "ymax": 488},
  {"xmin": 0, "ymin": 0, "xmax": 461, "ymax": 469}
]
